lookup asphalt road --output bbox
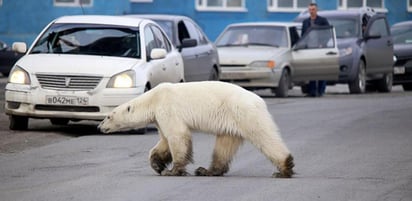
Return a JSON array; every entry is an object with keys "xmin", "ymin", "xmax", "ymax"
[{"xmin": 0, "ymin": 76, "xmax": 411, "ymax": 201}]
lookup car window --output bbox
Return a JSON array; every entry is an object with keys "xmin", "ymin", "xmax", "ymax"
[
  {"xmin": 177, "ymin": 21, "xmax": 191, "ymax": 44},
  {"xmin": 151, "ymin": 19, "xmax": 174, "ymax": 43},
  {"xmin": 144, "ymin": 26, "xmax": 156, "ymax": 57},
  {"xmin": 289, "ymin": 26, "xmax": 300, "ymax": 46},
  {"xmin": 391, "ymin": 25, "xmax": 412, "ymax": 44},
  {"xmin": 215, "ymin": 26, "xmax": 288, "ymax": 47},
  {"xmin": 183, "ymin": 20, "xmax": 209, "ymax": 45},
  {"xmin": 328, "ymin": 18, "xmax": 359, "ymax": 38},
  {"xmin": 150, "ymin": 25, "xmax": 172, "ymax": 52},
  {"xmin": 31, "ymin": 23, "xmax": 140, "ymax": 58},
  {"xmin": 368, "ymin": 18, "xmax": 389, "ymax": 37},
  {"xmin": 296, "ymin": 27, "xmax": 335, "ymax": 49}
]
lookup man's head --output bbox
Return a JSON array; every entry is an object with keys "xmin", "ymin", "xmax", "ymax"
[{"xmin": 308, "ymin": 3, "xmax": 318, "ymax": 19}]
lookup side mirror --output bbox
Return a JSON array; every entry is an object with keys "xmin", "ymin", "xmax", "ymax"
[
  {"xmin": 179, "ymin": 38, "xmax": 197, "ymax": 51},
  {"xmin": 0, "ymin": 42, "xmax": 7, "ymax": 51},
  {"xmin": 150, "ymin": 48, "xmax": 167, "ymax": 60},
  {"xmin": 12, "ymin": 42, "xmax": 27, "ymax": 53}
]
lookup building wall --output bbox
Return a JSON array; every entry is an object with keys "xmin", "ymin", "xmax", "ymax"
[
  {"xmin": 0, "ymin": 0, "xmax": 130, "ymax": 45},
  {"xmin": 1, "ymin": 0, "xmax": 412, "ymax": 45}
]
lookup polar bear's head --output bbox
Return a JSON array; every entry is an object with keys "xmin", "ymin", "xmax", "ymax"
[{"xmin": 98, "ymin": 100, "xmax": 152, "ymax": 133}]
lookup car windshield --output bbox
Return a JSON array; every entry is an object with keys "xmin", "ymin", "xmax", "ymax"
[
  {"xmin": 391, "ymin": 25, "xmax": 412, "ymax": 45},
  {"xmin": 31, "ymin": 23, "xmax": 140, "ymax": 58},
  {"xmin": 328, "ymin": 18, "xmax": 360, "ymax": 39},
  {"xmin": 215, "ymin": 26, "xmax": 288, "ymax": 47}
]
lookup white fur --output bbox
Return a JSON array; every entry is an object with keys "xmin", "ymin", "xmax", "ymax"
[{"xmin": 99, "ymin": 81, "xmax": 293, "ymax": 176}]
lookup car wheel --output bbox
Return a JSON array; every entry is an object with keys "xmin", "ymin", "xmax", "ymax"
[
  {"xmin": 274, "ymin": 69, "xmax": 290, "ymax": 98},
  {"xmin": 349, "ymin": 60, "xmax": 366, "ymax": 94},
  {"xmin": 300, "ymin": 84, "xmax": 309, "ymax": 94},
  {"xmin": 208, "ymin": 67, "xmax": 219, "ymax": 81},
  {"xmin": 9, "ymin": 115, "xmax": 29, "ymax": 130},
  {"xmin": 402, "ymin": 83, "xmax": 412, "ymax": 91},
  {"xmin": 376, "ymin": 73, "xmax": 393, "ymax": 93},
  {"xmin": 50, "ymin": 118, "xmax": 70, "ymax": 125}
]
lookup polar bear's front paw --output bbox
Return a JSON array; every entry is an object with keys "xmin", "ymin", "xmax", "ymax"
[
  {"xmin": 194, "ymin": 167, "xmax": 210, "ymax": 176},
  {"xmin": 160, "ymin": 169, "xmax": 189, "ymax": 176}
]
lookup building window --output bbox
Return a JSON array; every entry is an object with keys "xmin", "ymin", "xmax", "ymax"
[
  {"xmin": 339, "ymin": 0, "xmax": 386, "ymax": 11},
  {"xmin": 54, "ymin": 0, "xmax": 92, "ymax": 7},
  {"xmin": 268, "ymin": 0, "xmax": 312, "ymax": 12},
  {"xmin": 196, "ymin": 0, "xmax": 246, "ymax": 12},
  {"xmin": 409, "ymin": 0, "xmax": 412, "ymax": 12}
]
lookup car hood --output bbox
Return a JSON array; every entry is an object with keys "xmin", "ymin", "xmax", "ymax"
[
  {"xmin": 217, "ymin": 46, "xmax": 288, "ymax": 65},
  {"xmin": 15, "ymin": 54, "xmax": 141, "ymax": 76},
  {"xmin": 336, "ymin": 38, "xmax": 358, "ymax": 49},
  {"xmin": 394, "ymin": 44, "xmax": 412, "ymax": 59}
]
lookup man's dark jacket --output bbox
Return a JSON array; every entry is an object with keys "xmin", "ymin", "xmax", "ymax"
[{"xmin": 301, "ymin": 15, "xmax": 329, "ymax": 36}]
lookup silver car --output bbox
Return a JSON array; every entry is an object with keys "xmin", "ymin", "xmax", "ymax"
[
  {"xmin": 215, "ymin": 22, "xmax": 339, "ymax": 97},
  {"xmin": 128, "ymin": 14, "xmax": 220, "ymax": 81}
]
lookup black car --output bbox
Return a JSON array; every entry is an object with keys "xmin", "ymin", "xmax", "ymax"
[
  {"xmin": 391, "ymin": 20, "xmax": 412, "ymax": 91},
  {"xmin": 127, "ymin": 14, "xmax": 220, "ymax": 82},
  {"xmin": 0, "ymin": 41, "xmax": 24, "ymax": 76}
]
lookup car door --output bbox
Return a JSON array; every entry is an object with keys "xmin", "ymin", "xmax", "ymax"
[
  {"xmin": 363, "ymin": 14, "xmax": 393, "ymax": 74},
  {"xmin": 182, "ymin": 19, "xmax": 215, "ymax": 81},
  {"xmin": 144, "ymin": 24, "xmax": 178, "ymax": 86},
  {"xmin": 291, "ymin": 26, "xmax": 339, "ymax": 81}
]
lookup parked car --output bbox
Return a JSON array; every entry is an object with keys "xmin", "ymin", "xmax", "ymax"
[
  {"xmin": 5, "ymin": 15, "xmax": 184, "ymax": 130},
  {"xmin": 128, "ymin": 14, "xmax": 220, "ymax": 81},
  {"xmin": 391, "ymin": 20, "xmax": 412, "ymax": 91},
  {"xmin": 0, "ymin": 40, "xmax": 24, "ymax": 76},
  {"xmin": 215, "ymin": 22, "xmax": 339, "ymax": 97},
  {"xmin": 295, "ymin": 8, "xmax": 394, "ymax": 94}
]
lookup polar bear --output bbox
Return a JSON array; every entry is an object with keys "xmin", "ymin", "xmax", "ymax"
[{"xmin": 98, "ymin": 81, "xmax": 294, "ymax": 178}]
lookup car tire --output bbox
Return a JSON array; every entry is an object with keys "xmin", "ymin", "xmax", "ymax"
[
  {"xmin": 376, "ymin": 73, "xmax": 393, "ymax": 93},
  {"xmin": 9, "ymin": 115, "xmax": 29, "ymax": 130},
  {"xmin": 208, "ymin": 67, "xmax": 219, "ymax": 81},
  {"xmin": 349, "ymin": 60, "xmax": 366, "ymax": 94},
  {"xmin": 50, "ymin": 118, "xmax": 70, "ymax": 125},
  {"xmin": 402, "ymin": 83, "xmax": 412, "ymax": 91},
  {"xmin": 274, "ymin": 69, "xmax": 290, "ymax": 98},
  {"xmin": 300, "ymin": 84, "xmax": 309, "ymax": 94}
]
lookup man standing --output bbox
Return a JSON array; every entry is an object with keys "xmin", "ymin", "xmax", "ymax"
[{"xmin": 301, "ymin": 3, "xmax": 330, "ymax": 97}]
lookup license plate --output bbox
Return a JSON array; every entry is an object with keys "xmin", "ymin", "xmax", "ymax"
[
  {"xmin": 46, "ymin": 96, "xmax": 89, "ymax": 105},
  {"xmin": 394, "ymin": 66, "xmax": 405, "ymax": 74}
]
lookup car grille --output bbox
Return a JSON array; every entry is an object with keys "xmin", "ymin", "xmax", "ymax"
[
  {"xmin": 36, "ymin": 74, "xmax": 102, "ymax": 90},
  {"xmin": 35, "ymin": 105, "xmax": 100, "ymax": 112}
]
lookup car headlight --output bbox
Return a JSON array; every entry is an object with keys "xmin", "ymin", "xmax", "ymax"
[
  {"xmin": 339, "ymin": 47, "xmax": 353, "ymax": 57},
  {"xmin": 8, "ymin": 66, "xmax": 30, "ymax": 84},
  {"xmin": 249, "ymin": 60, "xmax": 276, "ymax": 69},
  {"xmin": 107, "ymin": 70, "xmax": 136, "ymax": 88},
  {"xmin": 393, "ymin": 55, "xmax": 397, "ymax": 63}
]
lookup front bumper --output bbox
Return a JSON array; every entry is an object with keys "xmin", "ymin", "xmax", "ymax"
[
  {"xmin": 219, "ymin": 67, "xmax": 282, "ymax": 88},
  {"xmin": 5, "ymin": 82, "xmax": 144, "ymax": 121}
]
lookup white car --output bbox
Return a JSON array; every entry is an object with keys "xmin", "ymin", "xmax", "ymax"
[
  {"xmin": 215, "ymin": 22, "xmax": 339, "ymax": 97},
  {"xmin": 5, "ymin": 15, "xmax": 184, "ymax": 130}
]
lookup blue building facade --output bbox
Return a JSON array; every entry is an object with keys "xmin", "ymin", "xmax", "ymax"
[{"xmin": 1, "ymin": 0, "xmax": 412, "ymax": 45}]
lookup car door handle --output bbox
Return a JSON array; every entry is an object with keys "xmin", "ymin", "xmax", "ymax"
[
  {"xmin": 387, "ymin": 41, "xmax": 393, "ymax": 47},
  {"xmin": 326, "ymin": 51, "xmax": 337, "ymax": 55}
]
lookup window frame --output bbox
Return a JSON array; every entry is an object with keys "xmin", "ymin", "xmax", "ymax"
[
  {"xmin": 408, "ymin": 0, "xmax": 412, "ymax": 12},
  {"xmin": 267, "ymin": 0, "xmax": 312, "ymax": 12},
  {"xmin": 54, "ymin": 0, "xmax": 93, "ymax": 7},
  {"xmin": 196, "ymin": 0, "xmax": 247, "ymax": 12},
  {"xmin": 338, "ymin": 0, "xmax": 387, "ymax": 13}
]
